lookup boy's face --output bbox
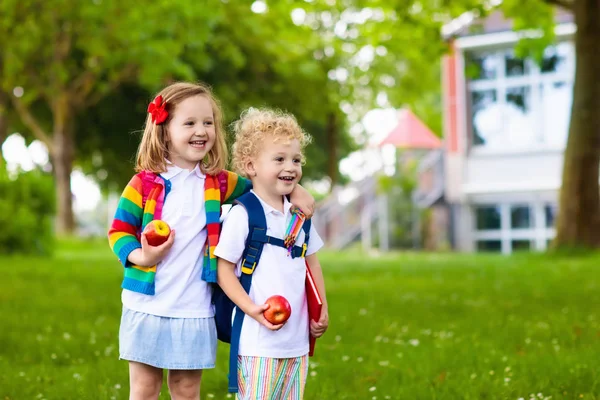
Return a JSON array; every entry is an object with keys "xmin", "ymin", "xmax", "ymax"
[{"xmin": 248, "ymin": 137, "xmax": 303, "ymax": 200}]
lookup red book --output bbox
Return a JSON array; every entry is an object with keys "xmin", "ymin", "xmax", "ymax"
[{"xmin": 305, "ymin": 262, "xmax": 323, "ymax": 357}]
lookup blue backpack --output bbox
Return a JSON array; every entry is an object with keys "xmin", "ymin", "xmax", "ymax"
[{"xmin": 212, "ymin": 191, "xmax": 311, "ymax": 393}]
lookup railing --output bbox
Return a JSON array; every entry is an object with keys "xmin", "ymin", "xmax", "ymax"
[{"xmin": 413, "ymin": 149, "xmax": 444, "ymax": 208}]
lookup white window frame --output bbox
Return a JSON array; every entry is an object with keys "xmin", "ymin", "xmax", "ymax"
[
  {"xmin": 472, "ymin": 202, "xmax": 556, "ymax": 254},
  {"xmin": 465, "ymin": 42, "xmax": 575, "ymax": 155}
]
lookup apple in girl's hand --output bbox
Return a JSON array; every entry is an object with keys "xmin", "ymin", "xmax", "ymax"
[
  {"xmin": 263, "ymin": 295, "xmax": 292, "ymax": 324},
  {"xmin": 143, "ymin": 220, "xmax": 171, "ymax": 246}
]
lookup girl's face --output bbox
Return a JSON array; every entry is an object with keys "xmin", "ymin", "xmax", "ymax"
[{"xmin": 166, "ymin": 95, "xmax": 216, "ymax": 170}]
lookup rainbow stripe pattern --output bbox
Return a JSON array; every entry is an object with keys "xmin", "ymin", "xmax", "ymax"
[
  {"xmin": 108, "ymin": 170, "xmax": 251, "ymax": 294},
  {"xmin": 237, "ymin": 355, "xmax": 308, "ymax": 399}
]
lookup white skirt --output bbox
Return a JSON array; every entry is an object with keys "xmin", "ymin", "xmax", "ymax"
[{"xmin": 119, "ymin": 307, "xmax": 217, "ymax": 370}]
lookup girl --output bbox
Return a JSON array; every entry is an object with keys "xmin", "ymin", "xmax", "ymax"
[
  {"xmin": 215, "ymin": 108, "xmax": 329, "ymax": 399},
  {"xmin": 108, "ymin": 83, "xmax": 314, "ymax": 400}
]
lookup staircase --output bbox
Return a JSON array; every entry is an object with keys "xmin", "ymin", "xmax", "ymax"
[{"xmin": 314, "ymin": 148, "xmax": 445, "ymax": 251}]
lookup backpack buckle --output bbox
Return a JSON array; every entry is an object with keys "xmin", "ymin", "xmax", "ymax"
[
  {"xmin": 241, "ymin": 259, "xmax": 256, "ymax": 274},
  {"xmin": 301, "ymin": 243, "xmax": 307, "ymax": 258}
]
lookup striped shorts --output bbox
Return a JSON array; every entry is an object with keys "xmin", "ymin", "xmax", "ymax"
[{"xmin": 236, "ymin": 355, "xmax": 309, "ymax": 400}]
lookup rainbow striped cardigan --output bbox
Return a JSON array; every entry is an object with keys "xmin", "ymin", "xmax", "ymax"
[{"xmin": 108, "ymin": 170, "xmax": 251, "ymax": 295}]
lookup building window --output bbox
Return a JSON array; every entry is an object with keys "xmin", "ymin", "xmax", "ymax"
[
  {"xmin": 477, "ymin": 240, "xmax": 502, "ymax": 252},
  {"xmin": 511, "ymin": 240, "xmax": 532, "ymax": 251},
  {"xmin": 465, "ymin": 42, "xmax": 574, "ymax": 151},
  {"xmin": 545, "ymin": 204, "xmax": 557, "ymax": 227},
  {"xmin": 510, "ymin": 205, "xmax": 531, "ymax": 229},
  {"xmin": 475, "ymin": 206, "xmax": 501, "ymax": 230}
]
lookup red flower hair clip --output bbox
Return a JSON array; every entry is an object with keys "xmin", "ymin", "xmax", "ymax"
[{"xmin": 147, "ymin": 95, "xmax": 168, "ymax": 124}]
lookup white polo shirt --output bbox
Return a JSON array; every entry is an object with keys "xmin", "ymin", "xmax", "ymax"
[
  {"xmin": 122, "ymin": 163, "xmax": 213, "ymax": 318},
  {"xmin": 214, "ymin": 191, "xmax": 324, "ymax": 358}
]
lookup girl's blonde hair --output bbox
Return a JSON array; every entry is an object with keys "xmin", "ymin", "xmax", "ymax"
[
  {"xmin": 135, "ymin": 82, "xmax": 227, "ymax": 175},
  {"xmin": 231, "ymin": 107, "xmax": 312, "ymax": 178}
]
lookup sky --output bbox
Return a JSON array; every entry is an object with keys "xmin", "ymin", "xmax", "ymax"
[{"xmin": 1, "ymin": 108, "xmax": 400, "ymax": 212}]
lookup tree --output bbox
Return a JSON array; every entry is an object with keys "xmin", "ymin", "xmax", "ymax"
[
  {"xmin": 297, "ymin": 0, "xmax": 597, "ymax": 249},
  {"xmin": 0, "ymin": 0, "xmax": 224, "ymax": 234}
]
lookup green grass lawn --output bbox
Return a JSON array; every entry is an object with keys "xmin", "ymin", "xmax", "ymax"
[{"xmin": 1, "ymin": 240, "xmax": 599, "ymax": 400}]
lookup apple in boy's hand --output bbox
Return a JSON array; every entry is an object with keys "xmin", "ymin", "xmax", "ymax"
[
  {"xmin": 263, "ymin": 295, "xmax": 292, "ymax": 324},
  {"xmin": 143, "ymin": 220, "xmax": 171, "ymax": 246}
]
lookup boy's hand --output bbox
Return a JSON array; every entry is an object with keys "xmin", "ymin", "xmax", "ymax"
[
  {"xmin": 289, "ymin": 185, "xmax": 315, "ymax": 219},
  {"xmin": 310, "ymin": 306, "xmax": 328, "ymax": 338},
  {"xmin": 138, "ymin": 229, "xmax": 176, "ymax": 266},
  {"xmin": 247, "ymin": 303, "xmax": 285, "ymax": 331}
]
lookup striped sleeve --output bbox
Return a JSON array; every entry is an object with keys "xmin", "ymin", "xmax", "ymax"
[
  {"xmin": 220, "ymin": 170, "xmax": 252, "ymax": 205},
  {"xmin": 108, "ymin": 174, "xmax": 143, "ymax": 267}
]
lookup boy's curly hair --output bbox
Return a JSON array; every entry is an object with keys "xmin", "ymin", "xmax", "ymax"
[{"xmin": 231, "ymin": 108, "xmax": 312, "ymax": 178}]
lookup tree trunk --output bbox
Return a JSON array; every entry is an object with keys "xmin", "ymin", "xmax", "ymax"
[
  {"xmin": 554, "ymin": 0, "xmax": 600, "ymax": 249},
  {"xmin": 51, "ymin": 98, "xmax": 76, "ymax": 235},
  {"xmin": 325, "ymin": 112, "xmax": 338, "ymax": 186}
]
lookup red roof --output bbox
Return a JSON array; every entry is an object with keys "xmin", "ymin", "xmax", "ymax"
[{"xmin": 378, "ymin": 109, "xmax": 442, "ymax": 149}]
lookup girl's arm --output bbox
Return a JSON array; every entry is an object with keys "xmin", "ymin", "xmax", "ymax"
[
  {"xmin": 217, "ymin": 258, "xmax": 284, "ymax": 331},
  {"xmin": 107, "ymin": 174, "xmax": 174, "ymax": 267},
  {"xmin": 220, "ymin": 170, "xmax": 315, "ymax": 217},
  {"xmin": 306, "ymin": 252, "xmax": 329, "ymax": 338},
  {"xmin": 108, "ymin": 175, "xmax": 144, "ymax": 267}
]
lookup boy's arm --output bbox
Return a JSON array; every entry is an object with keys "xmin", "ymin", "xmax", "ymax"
[
  {"xmin": 108, "ymin": 175, "xmax": 144, "ymax": 267},
  {"xmin": 306, "ymin": 252, "xmax": 329, "ymax": 338}
]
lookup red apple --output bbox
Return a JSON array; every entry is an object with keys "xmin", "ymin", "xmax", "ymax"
[
  {"xmin": 143, "ymin": 220, "xmax": 171, "ymax": 246},
  {"xmin": 263, "ymin": 295, "xmax": 292, "ymax": 324}
]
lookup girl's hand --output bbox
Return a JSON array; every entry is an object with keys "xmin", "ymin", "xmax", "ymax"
[
  {"xmin": 247, "ymin": 303, "xmax": 285, "ymax": 331},
  {"xmin": 310, "ymin": 306, "xmax": 329, "ymax": 338},
  {"xmin": 139, "ymin": 229, "xmax": 176, "ymax": 266},
  {"xmin": 289, "ymin": 185, "xmax": 315, "ymax": 219}
]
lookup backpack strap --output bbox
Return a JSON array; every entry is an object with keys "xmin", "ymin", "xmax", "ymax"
[{"xmin": 227, "ymin": 192, "xmax": 266, "ymax": 392}]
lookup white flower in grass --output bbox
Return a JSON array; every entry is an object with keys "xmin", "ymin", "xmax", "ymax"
[
  {"xmin": 207, "ymin": 394, "xmax": 215, "ymax": 398},
  {"xmin": 505, "ymin": 366, "xmax": 511, "ymax": 372},
  {"xmin": 385, "ymin": 396, "xmax": 391, "ymax": 399},
  {"xmin": 409, "ymin": 339, "xmax": 419, "ymax": 347},
  {"xmin": 19, "ymin": 372, "xmax": 25, "ymax": 377},
  {"xmin": 470, "ymin": 373, "xmax": 477, "ymax": 379},
  {"xmin": 489, "ymin": 370, "xmax": 494, "ymax": 375},
  {"xmin": 226, "ymin": 394, "xmax": 232, "ymax": 398},
  {"xmin": 310, "ymin": 371, "xmax": 317, "ymax": 377},
  {"xmin": 36, "ymin": 334, "xmax": 44, "ymax": 341},
  {"xmin": 63, "ymin": 333, "xmax": 71, "ymax": 340},
  {"xmin": 357, "ymin": 357, "xmax": 364, "ymax": 362},
  {"xmin": 369, "ymin": 386, "xmax": 376, "ymax": 392},
  {"xmin": 525, "ymin": 338, "xmax": 531, "ymax": 344},
  {"xmin": 396, "ymin": 353, "xmax": 403, "ymax": 358},
  {"xmin": 375, "ymin": 336, "xmax": 382, "ymax": 342},
  {"xmin": 378, "ymin": 361, "xmax": 389, "ymax": 367},
  {"xmin": 114, "ymin": 384, "xmax": 121, "ymax": 389},
  {"xmin": 51, "ymin": 354, "xmax": 57, "ymax": 360},
  {"xmin": 359, "ymin": 308, "xmax": 368, "ymax": 315},
  {"xmin": 382, "ymin": 337, "xmax": 389, "ymax": 343},
  {"xmin": 372, "ymin": 397, "xmax": 377, "ymax": 400},
  {"xmin": 505, "ymin": 378, "xmax": 511, "ymax": 383},
  {"xmin": 518, "ymin": 398, "xmax": 525, "ymax": 400},
  {"xmin": 73, "ymin": 373, "xmax": 82, "ymax": 380},
  {"xmin": 335, "ymin": 335, "xmax": 342, "ymax": 342},
  {"xmin": 342, "ymin": 355, "xmax": 350, "ymax": 362},
  {"xmin": 36, "ymin": 393, "xmax": 43, "ymax": 398},
  {"xmin": 309, "ymin": 362, "xmax": 319, "ymax": 369}
]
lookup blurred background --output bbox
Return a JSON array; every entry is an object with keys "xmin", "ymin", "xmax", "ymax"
[{"xmin": 2, "ymin": 1, "xmax": 599, "ymax": 399}]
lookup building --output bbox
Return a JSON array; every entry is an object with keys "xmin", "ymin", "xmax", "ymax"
[{"xmin": 442, "ymin": 9, "xmax": 575, "ymax": 253}]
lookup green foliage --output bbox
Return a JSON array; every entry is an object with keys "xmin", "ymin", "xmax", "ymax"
[{"xmin": 0, "ymin": 161, "xmax": 55, "ymax": 255}]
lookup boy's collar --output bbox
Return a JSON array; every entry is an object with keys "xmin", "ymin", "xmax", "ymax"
[{"xmin": 250, "ymin": 190, "xmax": 292, "ymax": 215}]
